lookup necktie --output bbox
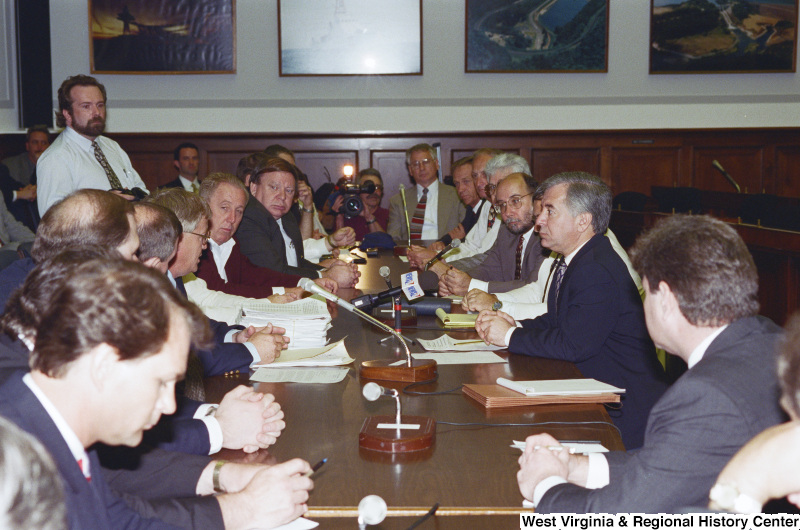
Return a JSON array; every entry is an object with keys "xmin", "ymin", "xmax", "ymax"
[
  {"xmin": 191, "ymin": 181, "xmax": 200, "ymax": 194},
  {"xmin": 552, "ymin": 256, "xmax": 567, "ymax": 311},
  {"xmin": 410, "ymin": 188, "xmax": 428, "ymax": 241},
  {"xmin": 487, "ymin": 209, "xmax": 495, "ymax": 231},
  {"xmin": 514, "ymin": 234, "xmax": 524, "ymax": 280},
  {"xmin": 92, "ymin": 141, "xmax": 122, "ymax": 189}
]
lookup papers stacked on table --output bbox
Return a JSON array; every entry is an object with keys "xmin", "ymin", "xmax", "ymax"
[
  {"xmin": 511, "ymin": 440, "xmax": 608, "ymax": 454},
  {"xmin": 253, "ymin": 339, "xmax": 354, "ymax": 368},
  {"xmin": 239, "ymin": 297, "xmax": 331, "ymax": 350}
]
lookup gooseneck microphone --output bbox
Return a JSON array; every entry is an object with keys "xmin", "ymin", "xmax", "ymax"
[
  {"xmin": 357, "ymin": 495, "xmax": 387, "ymax": 529},
  {"xmin": 299, "ymin": 278, "xmax": 414, "ymax": 359},
  {"xmin": 424, "ymin": 238, "xmax": 461, "ymax": 271},
  {"xmin": 350, "ymin": 270, "xmax": 440, "ymax": 311},
  {"xmin": 712, "ymin": 160, "xmax": 742, "ymax": 194},
  {"xmin": 362, "ymin": 383, "xmax": 402, "ymax": 431},
  {"xmin": 399, "ymin": 184, "xmax": 411, "ymax": 246}
]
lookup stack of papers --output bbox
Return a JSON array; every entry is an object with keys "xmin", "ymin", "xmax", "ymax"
[
  {"xmin": 435, "ymin": 308, "xmax": 477, "ymax": 328},
  {"xmin": 511, "ymin": 440, "xmax": 608, "ymax": 454},
  {"xmin": 253, "ymin": 339, "xmax": 354, "ymax": 368},
  {"xmin": 497, "ymin": 378, "xmax": 625, "ymax": 396},
  {"xmin": 417, "ymin": 334, "xmax": 503, "ymax": 352},
  {"xmin": 239, "ymin": 298, "xmax": 331, "ymax": 349}
]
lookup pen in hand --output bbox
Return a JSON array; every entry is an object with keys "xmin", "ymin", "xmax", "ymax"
[{"xmin": 304, "ymin": 457, "xmax": 327, "ymax": 477}]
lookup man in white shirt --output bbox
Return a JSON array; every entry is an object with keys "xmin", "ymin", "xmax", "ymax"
[
  {"xmin": 164, "ymin": 142, "xmax": 201, "ymax": 192},
  {"xmin": 516, "ymin": 214, "xmax": 785, "ymax": 513},
  {"xmin": 37, "ymin": 74, "xmax": 148, "ymax": 215}
]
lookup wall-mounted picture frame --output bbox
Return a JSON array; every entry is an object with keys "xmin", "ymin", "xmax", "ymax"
[
  {"xmin": 650, "ymin": 0, "xmax": 797, "ymax": 74},
  {"xmin": 90, "ymin": 0, "xmax": 236, "ymax": 74},
  {"xmin": 465, "ymin": 0, "xmax": 609, "ymax": 73},
  {"xmin": 278, "ymin": 0, "xmax": 422, "ymax": 76}
]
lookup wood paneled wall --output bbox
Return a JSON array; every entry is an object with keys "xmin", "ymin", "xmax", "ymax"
[{"xmin": 2, "ymin": 129, "xmax": 800, "ymax": 202}]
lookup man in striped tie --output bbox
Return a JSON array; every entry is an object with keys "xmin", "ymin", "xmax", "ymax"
[{"xmin": 387, "ymin": 143, "xmax": 465, "ymax": 245}]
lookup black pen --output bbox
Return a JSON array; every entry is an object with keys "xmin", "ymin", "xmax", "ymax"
[{"xmin": 304, "ymin": 457, "xmax": 327, "ymax": 477}]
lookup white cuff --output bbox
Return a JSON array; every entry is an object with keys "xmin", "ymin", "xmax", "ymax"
[
  {"xmin": 272, "ymin": 286, "xmax": 285, "ymax": 295},
  {"xmin": 585, "ymin": 453, "xmax": 610, "ymax": 489},
  {"xmin": 193, "ymin": 404, "xmax": 223, "ymax": 455},
  {"xmin": 223, "ymin": 329, "xmax": 238, "ymax": 343},
  {"xmin": 503, "ymin": 327, "xmax": 516, "ymax": 348},
  {"xmin": 533, "ymin": 476, "xmax": 568, "ymax": 507},
  {"xmin": 469, "ymin": 279, "xmax": 489, "ymax": 292},
  {"xmin": 12, "ymin": 191, "xmax": 17, "ymax": 202},
  {"xmin": 242, "ymin": 341, "xmax": 260, "ymax": 365}
]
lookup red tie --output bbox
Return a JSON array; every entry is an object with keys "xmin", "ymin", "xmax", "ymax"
[
  {"xmin": 410, "ymin": 188, "xmax": 428, "ymax": 240},
  {"xmin": 514, "ymin": 234, "xmax": 524, "ymax": 280}
]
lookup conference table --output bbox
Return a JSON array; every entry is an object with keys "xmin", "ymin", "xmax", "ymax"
[{"xmin": 205, "ymin": 250, "xmax": 624, "ymax": 528}]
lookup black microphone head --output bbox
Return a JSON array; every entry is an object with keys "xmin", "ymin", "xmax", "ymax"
[{"xmin": 417, "ymin": 270, "xmax": 440, "ymax": 292}]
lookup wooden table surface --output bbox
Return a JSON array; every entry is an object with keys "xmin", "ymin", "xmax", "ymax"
[{"xmin": 205, "ymin": 250, "xmax": 623, "ymax": 525}]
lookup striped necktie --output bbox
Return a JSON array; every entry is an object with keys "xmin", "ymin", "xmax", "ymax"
[
  {"xmin": 410, "ymin": 188, "xmax": 428, "ymax": 240},
  {"xmin": 514, "ymin": 234, "xmax": 524, "ymax": 280},
  {"xmin": 92, "ymin": 141, "xmax": 122, "ymax": 189},
  {"xmin": 552, "ymin": 256, "xmax": 567, "ymax": 311}
]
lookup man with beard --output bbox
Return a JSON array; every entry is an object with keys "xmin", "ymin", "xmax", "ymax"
[
  {"xmin": 439, "ymin": 173, "xmax": 547, "ymax": 297},
  {"xmin": 37, "ymin": 75, "xmax": 148, "ymax": 214}
]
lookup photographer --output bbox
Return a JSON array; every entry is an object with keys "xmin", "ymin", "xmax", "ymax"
[{"xmin": 333, "ymin": 168, "xmax": 389, "ymax": 239}]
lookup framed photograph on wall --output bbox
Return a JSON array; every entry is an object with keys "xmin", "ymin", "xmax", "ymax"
[
  {"xmin": 465, "ymin": 0, "xmax": 609, "ymax": 73},
  {"xmin": 650, "ymin": 0, "xmax": 798, "ymax": 74},
  {"xmin": 278, "ymin": 0, "xmax": 422, "ymax": 76},
  {"xmin": 90, "ymin": 0, "xmax": 236, "ymax": 74}
]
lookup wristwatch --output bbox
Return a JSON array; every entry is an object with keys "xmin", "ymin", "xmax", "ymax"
[
  {"xmin": 491, "ymin": 300, "xmax": 503, "ymax": 311},
  {"xmin": 709, "ymin": 483, "xmax": 762, "ymax": 513}
]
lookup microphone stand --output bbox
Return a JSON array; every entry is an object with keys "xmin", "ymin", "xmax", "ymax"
[{"xmin": 400, "ymin": 184, "xmax": 411, "ymax": 247}]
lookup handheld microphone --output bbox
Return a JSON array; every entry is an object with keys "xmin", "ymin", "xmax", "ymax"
[
  {"xmin": 399, "ymin": 184, "xmax": 411, "ymax": 246},
  {"xmin": 358, "ymin": 495, "xmax": 387, "ymax": 529},
  {"xmin": 424, "ymin": 238, "xmax": 461, "ymax": 271},
  {"xmin": 299, "ymin": 278, "xmax": 415, "ymax": 356},
  {"xmin": 378, "ymin": 266, "xmax": 392, "ymax": 289},
  {"xmin": 350, "ymin": 271, "xmax": 439, "ymax": 311},
  {"xmin": 712, "ymin": 160, "xmax": 742, "ymax": 193}
]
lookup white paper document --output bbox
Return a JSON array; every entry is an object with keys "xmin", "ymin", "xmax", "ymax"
[
  {"xmin": 240, "ymin": 298, "xmax": 332, "ymax": 349},
  {"xmin": 497, "ymin": 377, "xmax": 625, "ymax": 396},
  {"xmin": 417, "ymin": 334, "xmax": 504, "ymax": 352},
  {"xmin": 250, "ymin": 367, "xmax": 349, "ymax": 384},
  {"xmin": 511, "ymin": 440, "xmax": 608, "ymax": 454},
  {"xmin": 411, "ymin": 351, "xmax": 507, "ymax": 365},
  {"xmin": 253, "ymin": 339, "xmax": 354, "ymax": 368}
]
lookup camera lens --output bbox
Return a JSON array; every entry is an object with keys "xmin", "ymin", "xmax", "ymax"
[{"xmin": 343, "ymin": 196, "xmax": 363, "ymax": 218}]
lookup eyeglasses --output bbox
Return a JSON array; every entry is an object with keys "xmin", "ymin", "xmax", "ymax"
[
  {"xmin": 185, "ymin": 230, "xmax": 210, "ymax": 243},
  {"xmin": 409, "ymin": 158, "xmax": 433, "ymax": 169},
  {"xmin": 493, "ymin": 191, "xmax": 535, "ymax": 215},
  {"xmin": 485, "ymin": 183, "xmax": 498, "ymax": 196}
]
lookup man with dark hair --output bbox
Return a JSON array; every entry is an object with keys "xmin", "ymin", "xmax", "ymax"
[
  {"xmin": 430, "ymin": 156, "xmax": 481, "ymax": 251},
  {"xmin": 133, "ymin": 202, "xmax": 182, "ymax": 272},
  {"xmin": 0, "ymin": 125, "xmax": 48, "ymax": 230},
  {"xmin": 387, "ymin": 143, "xmax": 465, "ymax": 244},
  {"xmin": 37, "ymin": 74, "xmax": 148, "ymax": 214},
  {"xmin": 517, "ymin": 215, "xmax": 785, "ymax": 513},
  {"xmin": 164, "ymin": 142, "xmax": 201, "ymax": 192},
  {"xmin": 237, "ymin": 157, "xmax": 360, "ymax": 288},
  {"xmin": 0, "ymin": 258, "xmax": 313, "ymax": 529},
  {"xmin": 477, "ymin": 172, "xmax": 666, "ymax": 449}
]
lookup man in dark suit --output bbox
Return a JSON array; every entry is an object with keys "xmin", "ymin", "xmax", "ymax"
[
  {"xmin": 477, "ymin": 172, "xmax": 667, "ymax": 449},
  {"xmin": 236, "ymin": 157, "xmax": 359, "ymax": 288},
  {"xmin": 0, "ymin": 259, "xmax": 313, "ymax": 529},
  {"xmin": 387, "ymin": 143, "xmax": 466, "ymax": 244},
  {"xmin": 516, "ymin": 214, "xmax": 786, "ymax": 513},
  {"xmin": 439, "ymin": 173, "xmax": 547, "ymax": 296},
  {"xmin": 162, "ymin": 142, "xmax": 201, "ymax": 192}
]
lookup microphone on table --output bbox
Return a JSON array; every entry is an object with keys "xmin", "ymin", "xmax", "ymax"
[
  {"xmin": 362, "ymin": 382, "xmax": 402, "ymax": 430},
  {"xmin": 298, "ymin": 277, "xmax": 415, "ymax": 357},
  {"xmin": 350, "ymin": 270, "xmax": 439, "ymax": 311},
  {"xmin": 712, "ymin": 160, "xmax": 742, "ymax": 193},
  {"xmin": 424, "ymin": 238, "xmax": 461, "ymax": 271},
  {"xmin": 357, "ymin": 495, "xmax": 387, "ymax": 529},
  {"xmin": 379, "ymin": 266, "xmax": 392, "ymax": 289}
]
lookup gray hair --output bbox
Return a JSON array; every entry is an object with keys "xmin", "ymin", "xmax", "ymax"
[
  {"xmin": 538, "ymin": 172, "xmax": 612, "ymax": 234},
  {"xmin": 485, "ymin": 153, "xmax": 530, "ymax": 180},
  {"xmin": 0, "ymin": 417, "xmax": 66, "ymax": 529},
  {"xmin": 405, "ymin": 143, "xmax": 437, "ymax": 166}
]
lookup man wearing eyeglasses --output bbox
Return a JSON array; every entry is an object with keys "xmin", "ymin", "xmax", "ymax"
[
  {"xmin": 387, "ymin": 143, "xmax": 464, "ymax": 245},
  {"xmin": 439, "ymin": 173, "xmax": 548, "ymax": 297}
]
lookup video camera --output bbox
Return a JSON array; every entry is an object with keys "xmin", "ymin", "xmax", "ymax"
[{"xmin": 333, "ymin": 180, "xmax": 376, "ymax": 218}]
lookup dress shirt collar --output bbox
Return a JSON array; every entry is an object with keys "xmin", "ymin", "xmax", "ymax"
[
  {"xmin": 63, "ymin": 126, "xmax": 98, "ymax": 153},
  {"xmin": 416, "ymin": 178, "xmax": 439, "ymax": 199},
  {"xmin": 23, "ymin": 373, "xmax": 90, "ymax": 476},
  {"xmin": 178, "ymin": 175, "xmax": 199, "ymax": 192},
  {"xmin": 686, "ymin": 325, "xmax": 728, "ymax": 369},
  {"xmin": 563, "ymin": 238, "xmax": 590, "ymax": 266},
  {"xmin": 473, "ymin": 199, "xmax": 484, "ymax": 214},
  {"xmin": 166, "ymin": 269, "xmax": 177, "ymax": 288},
  {"xmin": 209, "ymin": 238, "xmax": 236, "ymax": 283},
  {"xmin": 519, "ymin": 226, "xmax": 535, "ymax": 253}
]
